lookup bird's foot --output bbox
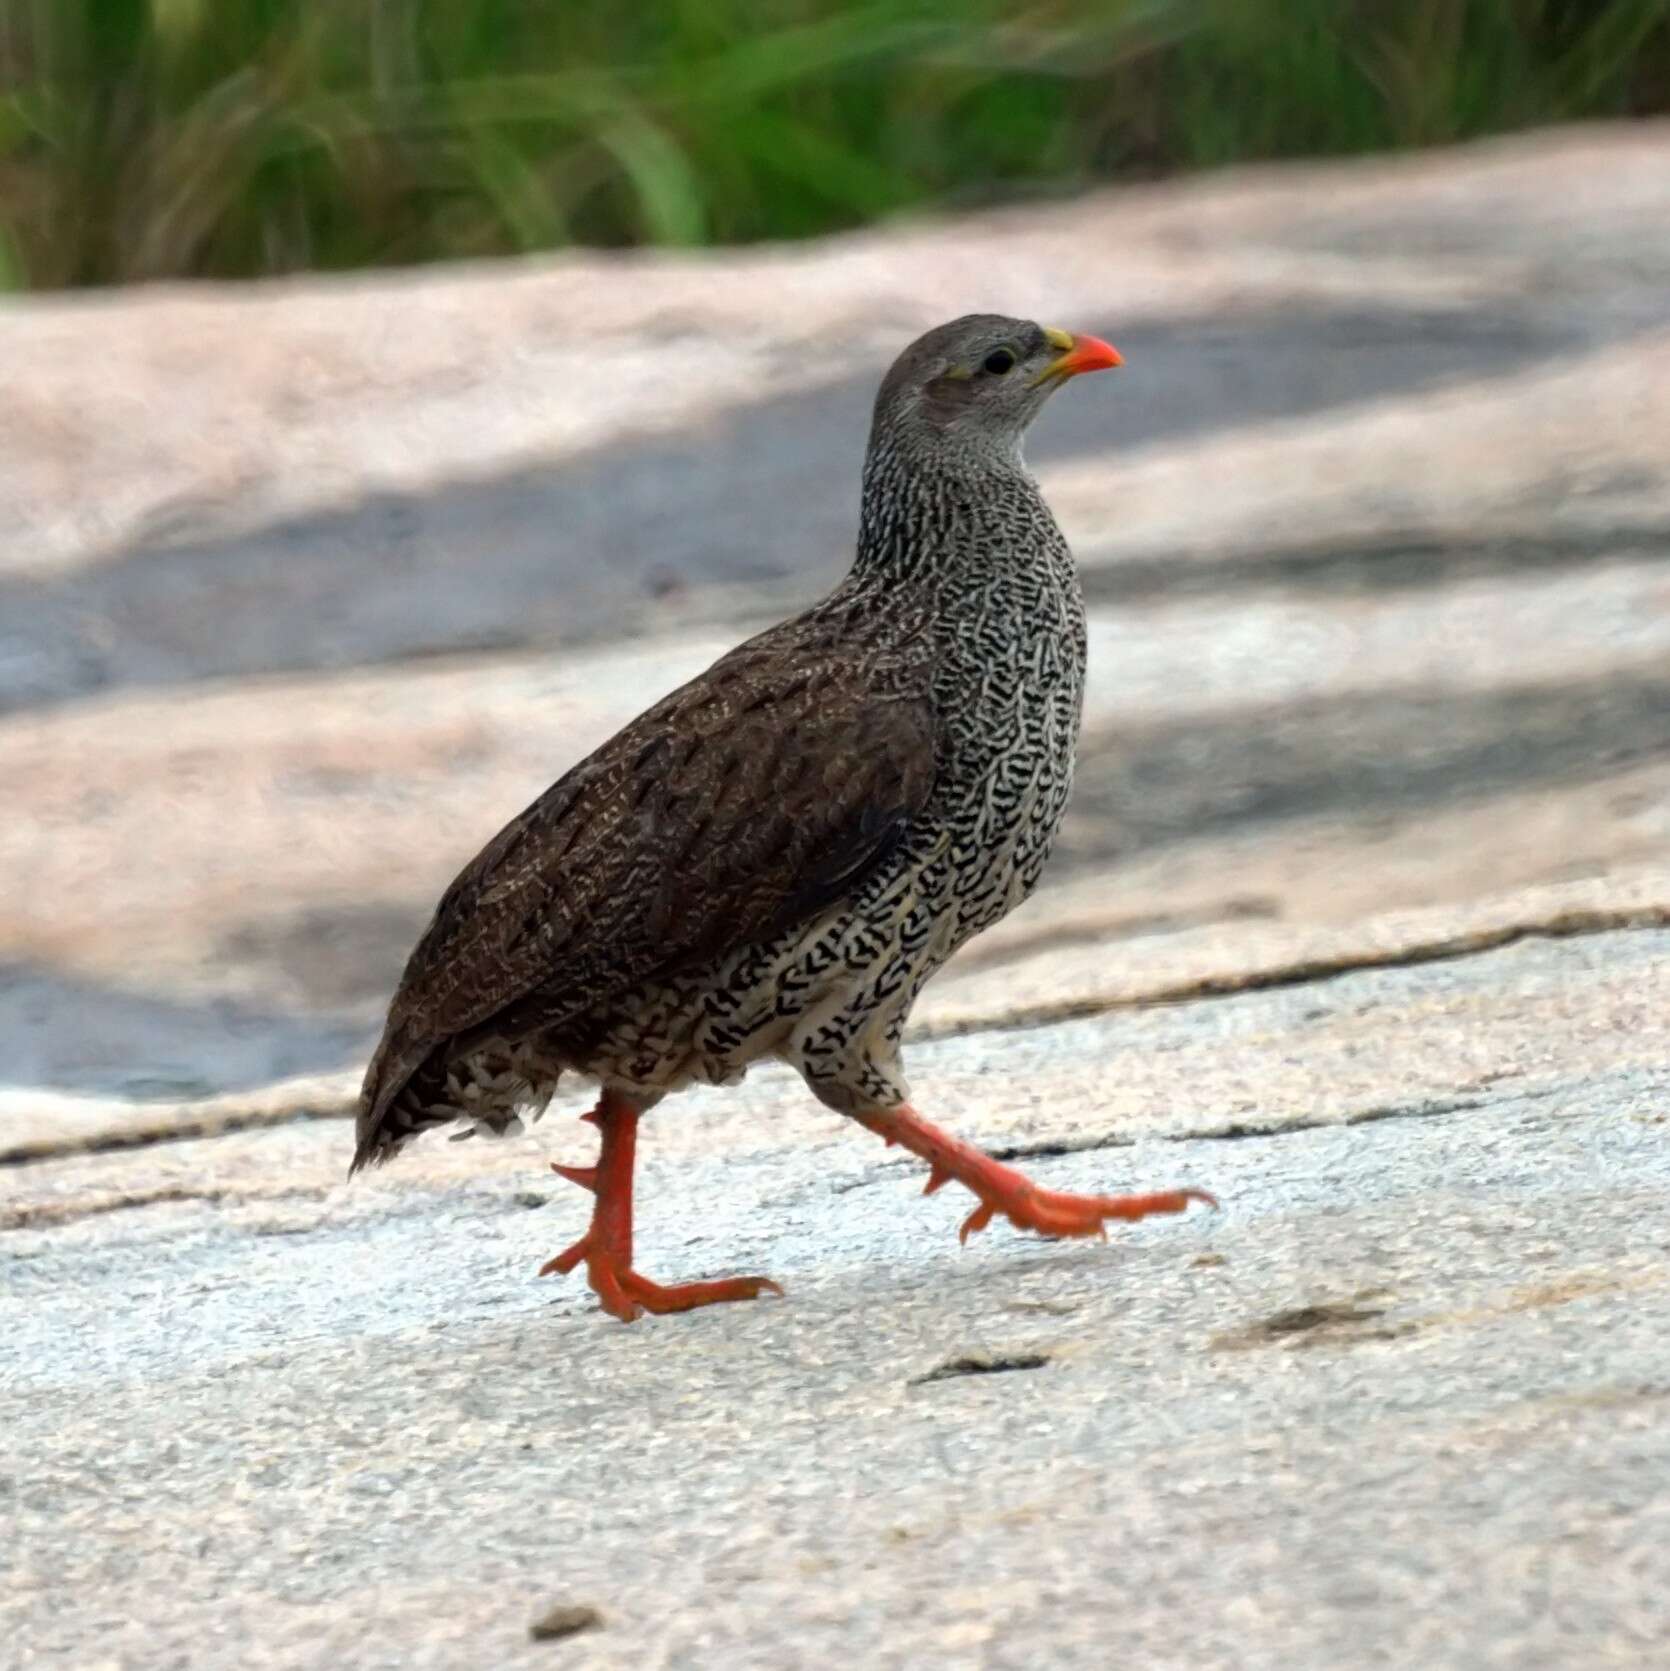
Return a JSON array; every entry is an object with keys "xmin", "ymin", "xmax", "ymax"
[
  {"xmin": 538, "ymin": 1232, "xmax": 782, "ymax": 1322},
  {"xmin": 541, "ymin": 1107, "xmax": 782, "ymax": 1321},
  {"xmin": 861, "ymin": 1105, "xmax": 1216, "ymax": 1245},
  {"xmin": 953, "ymin": 1179, "xmax": 1217, "ymax": 1244}
]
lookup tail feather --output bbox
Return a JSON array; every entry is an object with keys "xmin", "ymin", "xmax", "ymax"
[
  {"xmin": 349, "ymin": 1070, "xmax": 447, "ymax": 1175},
  {"xmin": 349, "ymin": 1044, "xmax": 556, "ymax": 1176}
]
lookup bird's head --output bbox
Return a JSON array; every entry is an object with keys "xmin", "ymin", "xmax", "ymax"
[{"xmin": 870, "ymin": 313, "xmax": 1121, "ymax": 468}]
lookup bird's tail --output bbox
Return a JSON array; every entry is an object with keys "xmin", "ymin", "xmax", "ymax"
[{"xmin": 349, "ymin": 1046, "xmax": 555, "ymax": 1176}]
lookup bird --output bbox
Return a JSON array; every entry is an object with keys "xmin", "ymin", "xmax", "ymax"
[{"xmin": 351, "ymin": 313, "xmax": 1215, "ymax": 1321}]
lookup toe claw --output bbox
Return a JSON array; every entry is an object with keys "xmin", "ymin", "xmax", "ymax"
[
  {"xmin": 589, "ymin": 1260, "xmax": 644, "ymax": 1323},
  {"xmin": 538, "ymin": 1234, "xmax": 591, "ymax": 1278},
  {"xmin": 549, "ymin": 1161, "xmax": 599, "ymax": 1192}
]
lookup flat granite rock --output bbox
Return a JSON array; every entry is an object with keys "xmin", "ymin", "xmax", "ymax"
[
  {"xmin": 3, "ymin": 929, "xmax": 1668, "ymax": 1669},
  {"xmin": 3, "ymin": 123, "xmax": 1670, "ymax": 1668}
]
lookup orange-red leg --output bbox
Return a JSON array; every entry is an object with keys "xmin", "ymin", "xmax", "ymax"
[
  {"xmin": 857, "ymin": 1104, "xmax": 1216, "ymax": 1243},
  {"xmin": 539, "ymin": 1091, "xmax": 783, "ymax": 1322}
]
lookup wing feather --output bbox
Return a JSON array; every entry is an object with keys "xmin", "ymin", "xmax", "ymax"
[{"xmin": 352, "ymin": 638, "xmax": 935, "ymax": 1166}]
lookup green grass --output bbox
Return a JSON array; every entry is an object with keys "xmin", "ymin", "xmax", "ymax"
[{"xmin": 1, "ymin": 0, "xmax": 1666, "ymax": 289}]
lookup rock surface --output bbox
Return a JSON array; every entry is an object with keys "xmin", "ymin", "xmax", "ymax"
[
  {"xmin": 6, "ymin": 930, "xmax": 1670, "ymax": 1669},
  {"xmin": 3, "ymin": 124, "xmax": 1669, "ymax": 1668}
]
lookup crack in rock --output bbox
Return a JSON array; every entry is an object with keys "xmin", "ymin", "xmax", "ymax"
[
  {"xmin": 980, "ymin": 1094, "xmax": 1494, "ymax": 1167},
  {"xmin": 527, "ymin": 1603, "xmax": 604, "ymax": 1643},
  {"xmin": 911, "ymin": 1352, "xmax": 1052, "ymax": 1386},
  {"xmin": 0, "ymin": 1183, "xmax": 328, "ymax": 1232},
  {"xmin": 1210, "ymin": 1301, "xmax": 1403, "ymax": 1352},
  {"xmin": 916, "ymin": 907, "xmax": 1670, "ymax": 1043}
]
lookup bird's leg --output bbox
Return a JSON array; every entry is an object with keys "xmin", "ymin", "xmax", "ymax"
[
  {"xmin": 539, "ymin": 1090, "xmax": 783, "ymax": 1322},
  {"xmin": 857, "ymin": 1105, "xmax": 1216, "ymax": 1244}
]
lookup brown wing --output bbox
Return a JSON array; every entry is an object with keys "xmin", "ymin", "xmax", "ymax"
[{"xmin": 351, "ymin": 639, "xmax": 936, "ymax": 1168}]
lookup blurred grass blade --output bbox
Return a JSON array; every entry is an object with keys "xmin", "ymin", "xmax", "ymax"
[
  {"xmin": 726, "ymin": 110, "xmax": 913, "ymax": 219},
  {"xmin": 676, "ymin": 6, "xmax": 958, "ymax": 104},
  {"xmin": 593, "ymin": 104, "xmax": 706, "ymax": 245},
  {"xmin": 0, "ymin": 218, "xmax": 23, "ymax": 288},
  {"xmin": 456, "ymin": 122, "xmax": 569, "ymax": 250},
  {"xmin": 0, "ymin": 0, "xmax": 1665, "ymax": 288}
]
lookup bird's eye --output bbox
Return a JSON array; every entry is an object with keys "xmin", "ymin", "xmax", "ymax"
[{"xmin": 981, "ymin": 348, "xmax": 1016, "ymax": 376}]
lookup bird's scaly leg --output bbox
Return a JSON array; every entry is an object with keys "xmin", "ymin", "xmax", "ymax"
[
  {"xmin": 540, "ymin": 1090, "xmax": 783, "ymax": 1322},
  {"xmin": 857, "ymin": 1105, "xmax": 1215, "ymax": 1243}
]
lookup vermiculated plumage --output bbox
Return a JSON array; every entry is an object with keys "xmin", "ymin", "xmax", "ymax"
[{"xmin": 352, "ymin": 314, "xmax": 1212, "ymax": 1319}]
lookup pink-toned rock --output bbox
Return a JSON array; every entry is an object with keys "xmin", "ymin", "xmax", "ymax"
[{"xmin": 0, "ymin": 123, "xmax": 1666, "ymax": 1116}]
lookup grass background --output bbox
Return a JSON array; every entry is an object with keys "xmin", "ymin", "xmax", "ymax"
[{"xmin": 1, "ymin": 0, "xmax": 1667, "ymax": 290}]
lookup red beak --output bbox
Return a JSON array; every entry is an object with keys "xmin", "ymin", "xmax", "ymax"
[
  {"xmin": 1056, "ymin": 333, "xmax": 1123, "ymax": 376},
  {"xmin": 1035, "ymin": 330, "xmax": 1123, "ymax": 385}
]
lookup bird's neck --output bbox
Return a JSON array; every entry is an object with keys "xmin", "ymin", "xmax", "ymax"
[{"xmin": 850, "ymin": 433, "xmax": 1061, "ymax": 594}]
